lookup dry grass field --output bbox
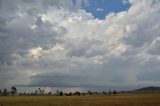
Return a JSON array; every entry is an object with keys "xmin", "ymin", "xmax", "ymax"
[{"xmin": 0, "ymin": 94, "xmax": 160, "ymax": 106}]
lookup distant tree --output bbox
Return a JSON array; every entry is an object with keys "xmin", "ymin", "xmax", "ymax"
[
  {"xmin": 0, "ymin": 90, "xmax": 1, "ymax": 95},
  {"xmin": 95, "ymin": 92, "xmax": 99, "ymax": 95},
  {"xmin": 23, "ymin": 92, "xmax": 26, "ymax": 95},
  {"xmin": 56, "ymin": 90, "xmax": 59, "ymax": 96},
  {"xmin": 113, "ymin": 90, "xmax": 117, "ymax": 95},
  {"xmin": 74, "ymin": 91, "xmax": 80, "ymax": 96},
  {"xmin": 2, "ymin": 89, "xmax": 8, "ymax": 96},
  {"xmin": 27, "ymin": 93, "xmax": 30, "ymax": 96},
  {"xmin": 66, "ymin": 92, "xmax": 72, "ymax": 96},
  {"xmin": 69, "ymin": 92, "xmax": 73, "ymax": 96},
  {"xmin": 31, "ymin": 92, "xmax": 34, "ymax": 95},
  {"xmin": 60, "ymin": 91, "xmax": 63, "ymax": 96},
  {"xmin": 42, "ymin": 89, "xmax": 45, "ymax": 94},
  {"xmin": 65, "ymin": 93, "xmax": 68, "ymax": 96},
  {"xmin": 48, "ymin": 92, "xmax": 52, "ymax": 95},
  {"xmin": 102, "ymin": 91, "xmax": 107, "ymax": 95},
  {"xmin": 77, "ymin": 91, "xmax": 80, "ymax": 96},
  {"xmin": 109, "ymin": 90, "xmax": 112, "ymax": 95},
  {"xmin": 88, "ymin": 90, "xmax": 92, "ymax": 96},
  {"xmin": 82, "ymin": 93, "xmax": 85, "ymax": 96},
  {"xmin": 34, "ymin": 90, "xmax": 38, "ymax": 95},
  {"xmin": 11, "ymin": 87, "xmax": 17, "ymax": 95},
  {"xmin": 38, "ymin": 88, "xmax": 42, "ymax": 93}
]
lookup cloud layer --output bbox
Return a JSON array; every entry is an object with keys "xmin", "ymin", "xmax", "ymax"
[{"xmin": 0, "ymin": 0, "xmax": 160, "ymax": 90}]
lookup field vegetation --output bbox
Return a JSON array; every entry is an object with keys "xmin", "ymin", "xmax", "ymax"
[{"xmin": 0, "ymin": 94, "xmax": 160, "ymax": 106}]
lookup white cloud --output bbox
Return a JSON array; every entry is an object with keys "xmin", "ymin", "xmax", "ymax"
[
  {"xmin": 0, "ymin": 0, "xmax": 160, "ymax": 89},
  {"xmin": 96, "ymin": 8, "xmax": 104, "ymax": 12}
]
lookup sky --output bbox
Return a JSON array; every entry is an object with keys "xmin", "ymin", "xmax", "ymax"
[
  {"xmin": 0, "ymin": 0, "xmax": 160, "ymax": 91},
  {"xmin": 82, "ymin": 0, "xmax": 131, "ymax": 19}
]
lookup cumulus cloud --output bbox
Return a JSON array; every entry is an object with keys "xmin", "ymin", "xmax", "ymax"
[{"xmin": 0, "ymin": 0, "xmax": 160, "ymax": 90}]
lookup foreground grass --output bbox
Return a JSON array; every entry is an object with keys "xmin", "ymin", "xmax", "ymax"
[{"xmin": 0, "ymin": 94, "xmax": 160, "ymax": 106}]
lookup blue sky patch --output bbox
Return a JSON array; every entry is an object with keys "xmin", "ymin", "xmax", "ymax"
[{"xmin": 82, "ymin": 0, "xmax": 131, "ymax": 19}]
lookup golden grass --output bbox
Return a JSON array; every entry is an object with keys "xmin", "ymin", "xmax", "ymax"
[{"xmin": 0, "ymin": 94, "xmax": 160, "ymax": 106}]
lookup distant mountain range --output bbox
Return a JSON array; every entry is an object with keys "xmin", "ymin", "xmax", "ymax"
[
  {"xmin": 119, "ymin": 86, "xmax": 160, "ymax": 93},
  {"xmin": 133, "ymin": 86, "xmax": 160, "ymax": 92}
]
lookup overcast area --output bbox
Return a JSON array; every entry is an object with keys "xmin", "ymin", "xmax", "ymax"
[{"xmin": 0, "ymin": 0, "xmax": 160, "ymax": 90}]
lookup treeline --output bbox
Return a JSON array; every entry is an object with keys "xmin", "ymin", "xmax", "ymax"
[
  {"xmin": 0, "ymin": 87, "xmax": 17, "ymax": 96},
  {"xmin": 0, "ymin": 87, "xmax": 117, "ymax": 96}
]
